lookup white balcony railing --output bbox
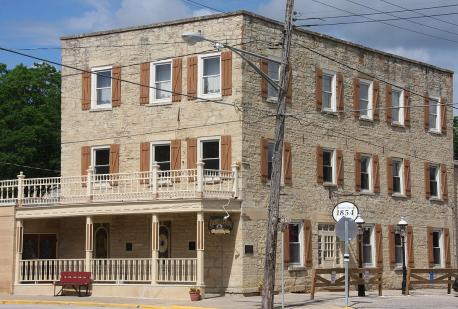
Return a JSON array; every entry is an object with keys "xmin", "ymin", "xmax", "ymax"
[
  {"xmin": 91, "ymin": 258, "xmax": 152, "ymax": 282},
  {"xmin": 0, "ymin": 162, "xmax": 238, "ymax": 207},
  {"xmin": 157, "ymin": 258, "xmax": 197, "ymax": 283},
  {"xmin": 19, "ymin": 259, "xmax": 85, "ymax": 282}
]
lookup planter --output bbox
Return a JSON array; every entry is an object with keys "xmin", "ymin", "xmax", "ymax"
[{"xmin": 189, "ymin": 292, "xmax": 201, "ymax": 301}]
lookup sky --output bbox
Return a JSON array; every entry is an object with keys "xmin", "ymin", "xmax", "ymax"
[{"xmin": 1, "ymin": 0, "xmax": 458, "ymax": 107}]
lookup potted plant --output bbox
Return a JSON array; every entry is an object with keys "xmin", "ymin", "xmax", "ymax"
[{"xmin": 189, "ymin": 287, "xmax": 201, "ymax": 301}]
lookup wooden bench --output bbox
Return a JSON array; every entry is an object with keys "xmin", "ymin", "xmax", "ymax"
[{"xmin": 54, "ymin": 271, "xmax": 92, "ymax": 297}]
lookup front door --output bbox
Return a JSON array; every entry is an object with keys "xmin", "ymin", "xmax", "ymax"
[
  {"xmin": 159, "ymin": 221, "xmax": 171, "ymax": 258},
  {"xmin": 94, "ymin": 224, "xmax": 110, "ymax": 258}
]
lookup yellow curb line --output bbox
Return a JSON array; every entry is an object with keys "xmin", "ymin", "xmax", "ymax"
[{"xmin": 171, "ymin": 306, "xmax": 217, "ymax": 309}]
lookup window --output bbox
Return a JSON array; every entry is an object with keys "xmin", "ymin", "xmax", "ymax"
[
  {"xmin": 359, "ymin": 80, "xmax": 372, "ymax": 119},
  {"xmin": 432, "ymin": 230, "xmax": 442, "ymax": 266},
  {"xmin": 267, "ymin": 142, "xmax": 274, "ymax": 181},
  {"xmin": 392, "ymin": 88, "xmax": 404, "ymax": 125},
  {"xmin": 360, "ymin": 155, "xmax": 371, "ymax": 191},
  {"xmin": 199, "ymin": 54, "xmax": 221, "ymax": 97},
  {"xmin": 152, "ymin": 61, "xmax": 172, "ymax": 102},
  {"xmin": 429, "ymin": 98, "xmax": 440, "ymax": 131},
  {"xmin": 322, "ymin": 72, "xmax": 336, "ymax": 111},
  {"xmin": 362, "ymin": 226, "xmax": 374, "ymax": 266},
  {"xmin": 429, "ymin": 165, "xmax": 440, "ymax": 198},
  {"xmin": 92, "ymin": 67, "xmax": 112, "ymax": 108},
  {"xmin": 392, "ymin": 159, "xmax": 403, "ymax": 194},
  {"xmin": 151, "ymin": 143, "xmax": 171, "ymax": 171},
  {"xmin": 288, "ymin": 222, "xmax": 303, "ymax": 265},
  {"xmin": 323, "ymin": 149, "xmax": 335, "ymax": 184},
  {"xmin": 200, "ymin": 138, "xmax": 220, "ymax": 170},
  {"xmin": 267, "ymin": 61, "xmax": 280, "ymax": 99},
  {"xmin": 318, "ymin": 224, "xmax": 342, "ymax": 268},
  {"xmin": 92, "ymin": 147, "xmax": 110, "ymax": 175},
  {"xmin": 394, "ymin": 232, "xmax": 403, "ymax": 265}
]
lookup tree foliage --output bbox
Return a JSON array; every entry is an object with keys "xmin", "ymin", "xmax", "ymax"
[{"xmin": 0, "ymin": 63, "xmax": 60, "ymax": 180}]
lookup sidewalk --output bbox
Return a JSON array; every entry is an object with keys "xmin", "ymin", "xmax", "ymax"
[{"xmin": 0, "ymin": 289, "xmax": 456, "ymax": 309}]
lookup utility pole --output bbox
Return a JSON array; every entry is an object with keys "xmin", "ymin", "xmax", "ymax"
[{"xmin": 261, "ymin": 1, "xmax": 295, "ymax": 308}]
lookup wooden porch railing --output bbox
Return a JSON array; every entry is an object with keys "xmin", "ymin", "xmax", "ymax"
[
  {"xmin": 19, "ymin": 259, "xmax": 85, "ymax": 282},
  {"xmin": 406, "ymin": 268, "xmax": 458, "ymax": 295},
  {"xmin": 0, "ymin": 162, "xmax": 238, "ymax": 207},
  {"xmin": 91, "ymin": 258, "xmax": 152, "ymax": 282}
]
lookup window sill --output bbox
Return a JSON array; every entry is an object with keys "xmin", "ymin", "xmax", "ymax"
[
  {"xmin": 197, "ymin": 95, "xmax": 222, "ymax": 101},
  {"xmin": 321, "ymin": 109, "xmax": 338, "ymax": 116},
  {"xmin": 323, "ymin": 183, "xmax": 337, "ymax": 188},
  {"xmin": 147, "ymin": 102, "xmax": 173, "ymax": 107},
  {"xmin": 360, "ymin": 191, "xmax": 375, "ymax": 196},
  {"xmin": 359, "ymin": 116, "xmax": 374, "ymax": 123},
  {"xmin": 429, "ymin": 197, "xmax": 444, "ymax": 202},
  {"xmin": 288, "ymin": 265, "xmax": 306, "ymax": 271},
  {"xmin": 391, "ymin": 122, "xmax": 405, "ymax": 128},
  {"xmin": 428, "ymin": 129, "xmax": 443, "ymax": 135},
  {"xmin": 90, "ymin": 107, "xmax": 113, "ymax": 112},
  {"xmin": 391, "ymin": 193, "xmax": 408, "ymax": 199},
  {"xmin": 266, "ymin": 97, "xmax": 279, "ymax": 104}
]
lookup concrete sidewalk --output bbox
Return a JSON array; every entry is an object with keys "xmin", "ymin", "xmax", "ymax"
[{"xmin": 0, "ymin": 289, "xmax": 456, "ymax": 309}]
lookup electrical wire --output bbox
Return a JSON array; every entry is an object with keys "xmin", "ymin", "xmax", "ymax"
[{"xmin": 182, "ymin": 0, "xmax": 226, "ymax": 14}]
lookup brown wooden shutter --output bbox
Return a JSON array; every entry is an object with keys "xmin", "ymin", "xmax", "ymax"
[
  {"xmin": 441, "ymin": 164, "xmax": 448, "ymax": 201},
  {"xmin": 304, "ymin": 219, "xmax": 313, "ymax": 267},
  {"xmin": 404, "ymin": 159, "xmax": 411, "ymax": 197},
  {"xmin": 260, "ymin": 138, "xmax": 269, "ymax": 183},
  {"xmin": 407, "ymin": 225, "xmax": 414, "ymax": 267},
  {"xmin": 283, "ymin": 142, "xmax": 292, "ymax": 185},
  {"xmin": 81, "ymin": 71, "xmax": 91, "ymax": 110},
  {"xmin": 316, "ymin": 146, "xmax": 323, "ymax": 184},
  {"xmin": 404, "ymin": 89, "xmax": 410, "ymax": 127},
  {"xmin": 171, "ymin": 139, "xmax": 181, "ymax": 170},
  {"xmin": 336, "ymin": 149, "xmax": 344, "ymax": 186},
  {"xmin": 375, "ymin": 224, "xmax": 383, "ymax": 267},
  {"xmin": 187, "ymin": 56, "xmax": 198, "ymax": 100},
  {"xmin": 424, "ymin": 93, "xmax": 429, "ymax": 129},
  {"xmin": 221, "ymin": 135, "xmax": 232, "ymax": 171},
  {"xmin": 286, "ymin": 66, "xmax": 292, "ymax": 105},
  {"xmin": 221, "ymin": 51, "xmax": 232, "ymax": 96},
  {"xmin": 373, "ymin": 81, "xmax": 380, "ymax": 120},
  {"xmin": 336, "ymin": 73, "xmax": 344, "ymax": 112},
  {"xmin": 427, "ymin": 226, "xmax": 434, "ymax": 267},
  {"xmin": 441, "ymin": 97, "xmax": 447, "ymax": 134},
  {"xmin": 260, "ymin": 59, "xmax": 268, "ymax": 99},
  {"xmin": 424, "ymin": 162, "xmax": 431, "ymax": 199},
  {"xmin": 353, "ymin": 78, "xmax": 360, "ymax": 117},
  {"xmin": 109, "ymin": 144, "xmax": 120, "ymax": 174},
  {"xmin": 140, "ymin": 62, "xmax": 150, "ymax": 105},
  {"xmin": 140, "ymin": 142, "xmax": 150, "ymax": 184},
  {"xmin": 388, "ymin": 224, "xmax": 396, "ymax": 269},
  {"xmin": 172, "ymin": 58, "xmax": 182, "ymax": 102},
  {"xmin": 444, "ymin": 228, "xmax": 451, "ymax": 267},
  {"xmin": 283, "ymin": 226, "xmax": 290, "ymax": 267},
  {"xmin": 385, "ymin": 84, "xmax": 392, "ymax": 123},
  {"xmin": 387, "ymin": 157, "xmax": 393, "ymax": 194},
  {"xmin": 81, "ymin": 146, "xmax": 91, "ymax": 176},
  {"xmin": 186, "ymin": 138, "xmax": 197, "ymax": 169},
  {"xmin": 315, "ymin": 67, "xmax": 323, "ymax": 111},
  {"xmin": 354, "ymin": 152, "xmax": 361, "ymax": 192},
  {"xmin": 112, "ymin": 66, "xmax": 121, "ymax": 107},
  {"xmin": 373, "ymin": 154, "xmax": 380, "ymax": 193}
]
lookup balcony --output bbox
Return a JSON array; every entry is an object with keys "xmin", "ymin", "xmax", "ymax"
[{"xmin": 0, "ymin": 162, "xmax": 238, "ymax": 208}]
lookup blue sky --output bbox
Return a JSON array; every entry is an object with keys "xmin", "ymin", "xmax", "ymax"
[{"xmin": 1, "ymin": 0, "xmax": 458, "ymax": 106}]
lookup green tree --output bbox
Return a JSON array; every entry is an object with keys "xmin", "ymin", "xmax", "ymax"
[{"xmin": 0, "ymin": 63, "xmax": 60, "ymax": 180}]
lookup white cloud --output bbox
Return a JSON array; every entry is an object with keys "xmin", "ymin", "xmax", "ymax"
[{"xmin": 382, "ymin": 47, "xmax": 431, "ymax": 63}]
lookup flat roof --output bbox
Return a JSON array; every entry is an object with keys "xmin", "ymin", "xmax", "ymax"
[{"xmin": 61, "ymin": 10, "xmax": 453, "ymax": 74}]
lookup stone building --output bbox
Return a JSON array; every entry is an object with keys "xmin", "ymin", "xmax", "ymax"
[{"xmin": 0, "ymin": 11, "xmax": 455, "ymax": 298}]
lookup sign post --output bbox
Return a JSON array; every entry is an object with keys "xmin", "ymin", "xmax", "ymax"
[{"xmin": 333, "ymin": 202, "xmax": 359, "ymax": 309}]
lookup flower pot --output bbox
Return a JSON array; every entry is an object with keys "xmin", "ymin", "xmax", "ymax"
[{"xmin": 189, "ymin": 292, "xmax": 201, "ymax": 301}]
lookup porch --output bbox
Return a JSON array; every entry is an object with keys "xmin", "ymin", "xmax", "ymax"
[{"xmin": 13, "ymin": 212, "xmax": 239, "ymax": 297}]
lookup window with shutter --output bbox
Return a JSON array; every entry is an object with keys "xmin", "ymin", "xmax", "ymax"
[
  {"xmin": 388, "ymin": 225, "xmax": 396, "ymax": 269},
  {"xmin": 375, "ymin": 224, "xmax": 383, "ymax": 268},
  {"xmin": 404, "ymin": 159, "xmax": 411, "ymax": 197},
  {"xmin": 373, "ymin": 155, "xmax": 380, "ymax": 193},
  {"xmin": 284, "ymin": 142, "xmax": 292, "ymax": 185},
  {"xmin": 441, "ymin": 97, "xmax": 447, "ymax": 134},
  {"xmin": 444, "ymin": 228, "xmax": 451, "ymax": 267},
  {"xmin": 151, "ymin": 60, "xmax": 172, "ymax": 103},
  {"xmin": 186, "ymin": 138, "xmax": 197, "ymax": 169},
  {"xmin": 358, "ymin": 79, "xmax": 373, "ymax": 120},
  {"xmin": 336, "ymin": 72, "xmax": 344, "ymax": 112},
  {"xmin": 336, "ymin": 149, "xmax": 344, "ymax": 186},
  {"xmin": 424, "ymin": 162, "xmax": 431, "ymax": 199},
  {"xmin": 391, "ymin": 87, "xmax": 404, "ymax": 125},
  {"xmin": 198, "ymin": 53, "xmax": 221, "ymax": 98},
  {"xmin": 283, "ymin": 226, "xmax": 290, "ymax": 267},
  {"xmin": 355, "ymin": 152, "xmax": 361, "ymax": 192},
  {"xmin": 423, "ymin": 93, "xmax": 429, "ymax": 129},
  {"xmin": 221, "ymin": 51, "xmax": 232, "ymax": 96},
  {"xmin": 151, "ymin": 142, "xmax": 171, "ymax": 171},
  {"xmin": 406, "ymin": 225, "xmax": 414, "ymax": 268},
  {"xmin": 385, "ymin": 85, "xmax": 392, "ymax": 123},
  {"xmin": 139, "ymin": 142, "xmax": 150, "ymax": 184},
  {"xmin": 404, "ymin": 89, "xmax": 410, "ymax": 126},
  {"xmin": 441, "ymin": 164, "xmax": 448, "ymax": 201},
  {"xmin": 112, "ymin": 66, "xmax": 121, "ymax": 107},
  {"xmin": 140, "ymin": 62, "xmax": 150, "ymax": 105},
  {"xmin": 353, "ymin": 78, "xmax": 360, "ymax": 117},
  {"xmin": 171, "ymin": 139, "xmax": 181, "ymax": 170},
  {"xmin": 288, "ymin": 222, "xmax": 303, "ymax": 265},
  {"xmin": 81, "ymin": 146, "xmax": 91, "ymax": 176},
  {"xmin": 109, "ymin": 144, "xmax": 120, "ymax": 174},
  {"xmin": 315, "ymin": 67, "xmax": 323, "ymax": 111},
  {"xmin": 316, "ymin": 146, "xmax": 323, "ymax": 184},
  {"xmin": 304, "ymin": 219, "xmax": 313, "ymax": 267},
  {"xmin": 428, "ymin": 97, "xmax": 441, "ymax": 132},
  {"xmin": 172, "ymin": 58, "xmax": 182, "ymax": 102},
  {"xmin": 187, "ymin": 56, "xmax": 198, "ymax": 100},
  {"xmin": 321, "ymin": 69, "xmax": 337, "ymax": 112},
  {"xmin": 386, "ymin": 157, "xmax": 393, "ymax": 194},
  {"xmin": 81, "ymin": 71, "xmax": 91, "ymax": 110},
  {"xmin": 91, "ymin": 66, "xmax": 113, "ymax": 109},
  {"xmin": 221, "ymin": 135, "xmax": 232, "ymax": 171},
  {"xmin": 372, "ymin": 81, "xmax": 379, "ymax": 120},
  {"xmin": 260, "ymin": 59, "xmax": 268, "ymax": 99}
]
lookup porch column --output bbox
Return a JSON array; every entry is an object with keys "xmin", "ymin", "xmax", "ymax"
[
  {"xmin": 151, "ymin": 214, "xmax": 159, "ymax": 284},
  {"xmin": 14, "ymin": 219, "xmax": 23, "ymax": 284},
  {"xmin": 196, "ymin": 212, "xmax": 205, "ymax": 286},
  {"xmin": 85, "ymin": 216, "xmax": 93, "ymax": 272}
]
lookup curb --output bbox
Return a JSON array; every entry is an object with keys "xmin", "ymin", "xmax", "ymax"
[{"xmin": 0, "ymin": 299, "xmax": 217, "ymax": 309}]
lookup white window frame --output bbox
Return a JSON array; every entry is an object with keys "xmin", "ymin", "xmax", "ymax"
[
  {"xmin": 288, "ymin": 221, "xmax": 304, "ymax": 266},
  {"xmin": 359, "ymin": 79, "xmax": 373, "ymax": 120},
  {"xmin": 91, "ymin": 65, "xmax": 112, "ymax": 110},
  {"xmin": 198, "ymin": 136, "xmax": 221, "ymax": 171},
  {"xmin": 317, "ymin": 223, "xmax": 342, "ymax": 268},
  {"xmin": 323, "ymin": 148, "xmax": 336, "ymax": 185},
  {"xmin": 322, "ymin": 70, "xmax": 337, "ymax": 112},
  {"xmin": 432, "ymin": 229, "xmax": 444, "ymax": 267},
  {"xmin": 392, "ymin": 158, "xmax": 404, "ymax": 195},
  {"xmin": 150, "ymin": 141, "xmax": 171, "ymax": 170},
  {"xmin": 429, "ymin": 97, "xmax": 441, "ymax": 133},
  {"xmin": 362, "ymin": 225, "xmax": 375, "ymax": 267},
  {"xmin": 266, "ymin": 141, "xmax": 285, "ymax": 185},
  {"xmin": 267, "ymin": 59, "xmax": 281, "ymax": 102},
  {"xmin": 91, "ymin": 146, "xmax": 111, "ymax": 186},
  {"xmin": 360, "ymin": 154, "xmax": 372, "ymax": 193},
  {"xmin": 391, "ymin": 87, "xmax": 404, "ymax": 126},
  {"xmin": 150, "ymin": 60, "xmax": 173, "ymax": 104},
  {"xmin": 198, "ymin": 52, "xmax": 221, "ymax": 99},
  {"xmin": 429, "ymin": 164, "xmax": 441, "ymax": 199}
]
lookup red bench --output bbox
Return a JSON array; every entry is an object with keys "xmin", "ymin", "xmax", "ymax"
[{"xmin": 54, "ymin": 271, "xmax": 92, "ymax": 297}]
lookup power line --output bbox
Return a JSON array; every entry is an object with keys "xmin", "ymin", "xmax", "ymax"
[
  {"xmin": 183, "ymin": 0, "xmax": 225, "ymax": 14},
  {"xmin": 309, "ymin": 0, "xmax": 458, "ymax": 45},
  {"xmin": 294, "ymin": 3, "xmax": 458, "ymax": 20},
  {"xmin": 0, "ymin": 161, "xmax": 59, "ymax": 173}
]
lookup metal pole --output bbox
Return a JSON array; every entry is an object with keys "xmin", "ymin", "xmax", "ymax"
[
  {"xmin": 281, "ymin": 228, "xmax": 285, "ymax": 309},
  {"xmin": 357, "ymin": 227, "xmax": 365, "ymax": 296},
  {"xmin": 344, "ymin": 220, "xmax": 349, "ymax": 308},
  {"xmin": 401, "ymin": 232, "xmax": 407, "ymax": 295}
]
